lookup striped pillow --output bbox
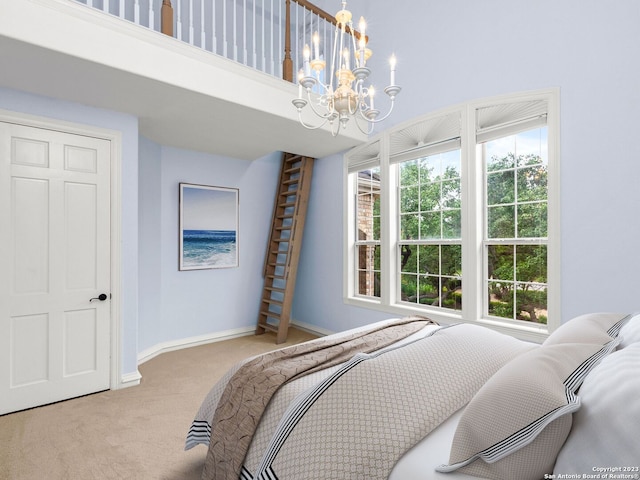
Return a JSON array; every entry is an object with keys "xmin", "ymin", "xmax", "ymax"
[
  {"xmin": 436, "ymin": 340, "xmax": 619, "ymax": 480},
  {"xmin": 542, "ymin": 312, "xmax": 630, "ymax": 346}
]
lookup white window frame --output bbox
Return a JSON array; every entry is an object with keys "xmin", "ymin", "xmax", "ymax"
[{"xmin": 344, "ymin": 89, "xmax": 560, "ymax": 342}]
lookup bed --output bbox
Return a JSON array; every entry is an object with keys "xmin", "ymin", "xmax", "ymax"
[{"xmin": 186, "ymin": 312, "xmax": 640, "ymax": 480}]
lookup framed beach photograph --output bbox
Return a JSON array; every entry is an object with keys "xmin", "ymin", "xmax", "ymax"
[{"xmin": 179, "ymin": 183, "xmax": 239, "ymax": 270}]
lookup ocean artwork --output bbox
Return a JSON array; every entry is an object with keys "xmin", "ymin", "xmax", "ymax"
[
  {"xmin": 179, "ymin": 183, "xmax": 239, "ymax": 270},
  {"xmin": 182, "ymin": 230, "xmax": 237, "ymax": 268}
]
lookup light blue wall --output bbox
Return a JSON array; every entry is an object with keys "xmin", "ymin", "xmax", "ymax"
[
  {"xmin": 137, "ymin": 142, "xmax": 281, "ymax": 351},
  {"xmin": 138, "ymin": 137, "xmax": 162, "ymax": 352},
  {"xmin": 293, "ymin": 0, "xmax": 640, "ymax": 331},
  {"xmin": 0, "ymin": 87, "xmax": 140, "ymax": 376}
]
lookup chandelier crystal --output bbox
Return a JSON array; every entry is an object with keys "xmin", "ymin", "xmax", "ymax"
[{"xmin": 292, "ymin": 1, "xmax": 401, "ymax": 136}]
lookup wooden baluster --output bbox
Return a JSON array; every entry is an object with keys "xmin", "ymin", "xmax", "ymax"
[
  {"xmin": 161, "ymin": 0, "xmax": 174, "ymax": 36},
  {"xmin": 283, "ymin": 0, "xmax": 292, "ymax": 82}
]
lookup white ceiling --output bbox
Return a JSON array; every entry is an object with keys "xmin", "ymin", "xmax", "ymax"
[{"xmin": 0, "ymin": 0, "xmax": 367, "ymax": 161}]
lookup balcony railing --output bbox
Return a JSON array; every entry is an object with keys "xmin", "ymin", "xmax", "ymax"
[{"xmin": 73, "ymin": 0, "xmax": 351, "ymax": 84}]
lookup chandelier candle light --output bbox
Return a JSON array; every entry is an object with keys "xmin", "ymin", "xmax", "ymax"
[{"xmin": 292, "ymin": 1, "xmax": 401, "ymax": 135}]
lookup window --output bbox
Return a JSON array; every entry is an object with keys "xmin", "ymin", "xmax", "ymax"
[
  {"xmin": 355, "ymin": 166, "xmax": 381, "ymax": 298},
  {"xmin": 398, "ymin": 150, "xmax": 462, "ymax": 310},
  {"xmin": 483, "ymin": 128, "xmax": 548, "ymax": 323},
  {"xmin": 345, "ymin": 90, "xmax": 559, "ymax": 341},
  {"xmin": 347, "ymin": 140, "xmax": 382, "ymax": 300}
]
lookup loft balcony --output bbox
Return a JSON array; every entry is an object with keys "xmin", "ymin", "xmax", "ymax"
[{"xmin": 0, "ymin": 0, "xmax": 367, "ymax": 160}]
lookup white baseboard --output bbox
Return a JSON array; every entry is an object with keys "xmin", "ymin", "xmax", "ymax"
[
  {"xmin": 136, "ymin": 326, "xmax": 255, "ymax": 366},
  {"xmin": 290, "ymin": 319, "xmax": 333, "ymax": 337},
  {"xmin": 133, "ymin": 322, "xmax": 328, "ymax": 383},
  {"xmin": 119, "ymin": 370, "xmax": 142, "ymax": 389}
]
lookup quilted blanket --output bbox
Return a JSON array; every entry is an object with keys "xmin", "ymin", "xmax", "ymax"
[
  {"xmin": 251, "ymin": 323, "xmax": 536, "ymax": 480},
  {"xmin": 190, "ymin": 317, "xmax": 435, "ymax": 480}
]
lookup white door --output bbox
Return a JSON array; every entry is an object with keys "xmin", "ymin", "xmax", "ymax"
[{"xmin": 0, "ymin": 121, "xmax": 111, "ymax": 415}]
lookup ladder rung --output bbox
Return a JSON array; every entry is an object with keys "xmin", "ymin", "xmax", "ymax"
[
  {"xmin": 260, "ymin": 310, "xmax": 281, "ymax": 319},
  {"xmin": 279, "ymin": 202, "xmax": 296, "ymax": 208},
  {"xmin": 276, "ymin": 215, "xmax": 293, "ymax": 220},
  {"xmin": 279, "ymin": 191, "xmax": 298, "ymax": 197},
  {"xmin": 257, "ymin": 322, "xmax": 279, "ymax": 333},
  {"xmin": 264, "ymin": 286, "xmax": 285, "ymax": 293},
  {"xmin": 262, "ymin": 298, "xmax": 283, "ymax": 307},
  {"xmin": 283, "ymin": 179, "xmax": 299, "ymax": 185},
  {"xmin": 275, "ymin": 226, "xmax": 292, "ymax": 231},
  {"xmin": 266, "ymin": 274, "xmax": 286, "ymax": 280}
]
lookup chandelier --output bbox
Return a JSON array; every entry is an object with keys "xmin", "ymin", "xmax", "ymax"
[{"xmin": 292, "ymin": 1, "xmax": 401, "ymax": 136}]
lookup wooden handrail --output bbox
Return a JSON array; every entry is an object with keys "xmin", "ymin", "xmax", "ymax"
[
  {"xmin": 291, "ymin": 0, "xmax": 363, "ymax": 39},
  {"xmin": 292, "ymin": 0, "xmax": 336, "ymax": 27}
]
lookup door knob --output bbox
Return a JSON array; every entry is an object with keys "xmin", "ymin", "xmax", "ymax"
[{"xmin": 90, "ymin": 293, "xmax": 108, "ymax": 302}]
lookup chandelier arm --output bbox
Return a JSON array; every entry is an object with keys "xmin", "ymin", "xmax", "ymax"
[
  {"xmin": 353, "ymin": 113, "xmax": 376, "ymax": 135},
  {"xmin": 361, "ymin": 102, "xmax": 395, "ymax": 123},
  {"xmin": 329, "ymin": 119, "xmax": 340, "ymax": 136},
  {"xmin": 305, "ymin": 90, "xmax": 338, "ymax": 120},
  {"xmin": 346, "ymin": 95, "xmax": 358, "ymax": 116},
  {"xmin": 356, "ymin": 87, "xmax": 401, "ymax": 124},
  {"xmin": 353, "ymin": 78, "xmax": 367, "ymax": 115},
  {"xmin": 296, "ymin": 110, "xmax": 331, "ymax": 131}
]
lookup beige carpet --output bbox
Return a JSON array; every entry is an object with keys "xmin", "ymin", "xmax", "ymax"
[{"xmin": 0, "ymin": 328, "xmax": 317, "ymax": 480}]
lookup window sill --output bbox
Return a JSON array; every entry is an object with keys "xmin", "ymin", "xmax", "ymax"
[{"xmin": 344, "ymin": 296, "xmax": 549, "ymax": 344}]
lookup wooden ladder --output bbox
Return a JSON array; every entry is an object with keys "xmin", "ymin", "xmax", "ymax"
[{"xmin": 256, "ymin": 152, "xmax": 314, "ymax": 343}]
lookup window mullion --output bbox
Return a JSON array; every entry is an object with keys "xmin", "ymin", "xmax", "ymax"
[
  {"xmin": 379, "ymin": 134, "xmax": 394, "ymax": 306},
  {"xmin": 546, "ymin": 91, "xmax": 561, "ymax": 333},
  {"xmin": 343, "ymin": 170, "xmax": 356, "ymax": 299},
  {"xmin": 461, "ymin": 106, "xmax": 483, "ymax": 322}
]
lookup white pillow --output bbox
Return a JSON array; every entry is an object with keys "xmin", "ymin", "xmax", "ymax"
[
  {"xmin": 543, "ymin": 312, "xmax": 630, "ymax": 346},
  {"xmin": 553, "ymin": 342, "xmax": 640, "ymax": 474},
  {"xmin": 618, "ymin": 312, "xmax": 640, "ymax": 349},
  {"xmin": 436, "ymin": 341, "xmax": 619, "ymax": 480}
]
